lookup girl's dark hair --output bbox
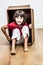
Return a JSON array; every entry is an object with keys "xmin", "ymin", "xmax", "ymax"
[{"xmin": 13, "ymin": 10, "xmax": 26, "ymax": 23}]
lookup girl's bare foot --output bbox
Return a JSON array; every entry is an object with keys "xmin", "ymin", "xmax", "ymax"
[
  {"xmin": 24, "ymin": 47, "xmax": 29, "ymax": 52},
  {"xmin": 11, "ymin": 50, "xmax": 16, "ymax": 55}
]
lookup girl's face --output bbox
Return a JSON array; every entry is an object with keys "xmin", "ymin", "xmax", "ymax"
[{"xmin": 15, "ymin": 16, "xmax": 24, "ymax": 25}]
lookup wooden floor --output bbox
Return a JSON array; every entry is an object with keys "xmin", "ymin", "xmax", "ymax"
[{"xmin": 0, "ymin": 29, "xmax": 43, "ymax": 65}]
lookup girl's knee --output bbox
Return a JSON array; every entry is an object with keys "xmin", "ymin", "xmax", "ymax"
[
  {"xmin": 22, "ymin": 26, "xmax": 30, "ymax": 38},
  {"xmin": 11, "ymin": 28, "xmax": 20, "ymax": 41}
]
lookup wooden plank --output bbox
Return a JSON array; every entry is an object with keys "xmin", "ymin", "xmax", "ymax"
[
  {"xmin": 31, "ymin": 9, "xmax": 35, "ymax": 43},
  {"xmin": 7, "ymin": 5, "xmax": 30, "ymax": 10}
]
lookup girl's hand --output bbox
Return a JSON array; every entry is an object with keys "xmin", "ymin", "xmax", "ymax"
[
  {"xmin": 7, "ymin": 36, "xmax": 11, "ymax": 41},
  {"xmin": 29, "ymin": 24, "xmax": 32, "ymax": 29}
]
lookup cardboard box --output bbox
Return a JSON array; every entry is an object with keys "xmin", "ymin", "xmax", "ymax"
[{"xmin": 7, "ymin": 5, "xmax": 35, "ymax": 45}]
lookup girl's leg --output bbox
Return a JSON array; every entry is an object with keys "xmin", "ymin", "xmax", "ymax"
[
  {"xmin": 11, "ymin": 38, "xmax": 16, "ymax": 55},
  {"xmin": 24, "ymin": 34, "xmax": 29, "ymax": 51},
  {"xmin": 11, "ymin": 28, "xmax": 20, "ymax": 54},
  {"xmin": 22, "ymin": 26, "xmax": 29, "ymax": 52}
]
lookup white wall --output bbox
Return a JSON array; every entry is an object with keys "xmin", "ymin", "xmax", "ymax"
[{"xmin": 0, "ymin": 0, "xmax": 43, "ymax": 28}]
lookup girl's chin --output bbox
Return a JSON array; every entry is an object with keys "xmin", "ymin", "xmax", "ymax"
[
  {"xmin": 16, "ymin": 23, "xmax": 22, "ymax": 25},
  {"xmin": 17, "ymin": 23, "xmax": 21, "ymax": 25}
]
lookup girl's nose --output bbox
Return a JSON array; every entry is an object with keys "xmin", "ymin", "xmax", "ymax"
[{"xmin": 18, "ymin": 16, "xmax": 21, "ymax": 20}]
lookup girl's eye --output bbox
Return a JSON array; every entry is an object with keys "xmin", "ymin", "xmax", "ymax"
[
  {"xmin": 20, "ymin": 17, "xmax": 22, "ymax": 19},
  {"xmin": 16, "ymin": 16, "xmax": 23, "ymax": 19},
  {"xmin": 16, "ymin": 17, "xmax": 19, "ymax": 19}
]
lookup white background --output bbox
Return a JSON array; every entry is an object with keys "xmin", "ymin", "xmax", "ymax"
[{"xmin": 0, "ymin": 0, "xmax": 43, "ymax": 28}]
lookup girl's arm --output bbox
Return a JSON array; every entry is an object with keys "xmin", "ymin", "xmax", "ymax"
[{"xmin": 1, "ymin": 25, "xmax": 11, "ymax": 41}]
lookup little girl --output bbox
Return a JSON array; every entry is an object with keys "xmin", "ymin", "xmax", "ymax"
[{"xmin": 1, "ymin": 10, "xmax": 32, "ymax": 55}]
